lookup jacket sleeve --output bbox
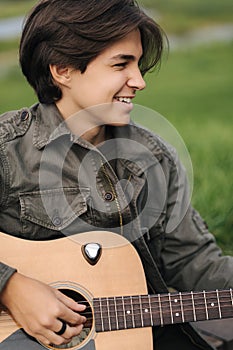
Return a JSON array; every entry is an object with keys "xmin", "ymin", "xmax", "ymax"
[
  {"xmin": 159, "ymin": 151, "xmax": 233, "ymax": 291},
  {"xmin": 0, "ymin": 262, "xmax": 17, "ymax": 295},
  {"xmin": 0, "ymin": 131, "xmax": 17, "ymax": 295}
]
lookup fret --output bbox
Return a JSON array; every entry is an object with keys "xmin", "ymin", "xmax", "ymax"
[
  {"xmin": 168, "ymin": 293, "xmax": 174, "ymax": 324},
  {"xmin": 230, "ymin": 288, "xmax": 233, "ymax": 307},
  {"xmin": 204, "ymin": 290, "xmax": 220, "ymax": 320},
  {"xmin": 100, "ymin": 298, "xmax": 111, "ymax": 331},
  {"xmin": 114, "ymin": 296, "xmax": 126, "ymax": 330},
  {"xmin": 169, "ymin": 294, "xmax": 183, "ymax": 324},
  {"xmin": 203, "ymin": 291, "xmax": 209, "ymax": 320},
  {"xmin": 179, "ymin": 292, "xmax": 195, "ymax": 323},
  {"xmin": 93, "ymin": 297, "xmax": 105, "ymax": 332},
  {"xmin": 131, "ymin": 296, "xmax": 143, "ymax": 328},
  {"xmin": 192, "ymin": 291, "xmax": 207, "ymax": 321},
  {"xmin": 179, "ymin": 292, "xmax": 185, "ymax": 323},
  {"xmin": 158, "ymin": 294, "xmax": 164, "ymax": 326},
  {"xmin": 123, "ymin": 297, "xmax": 134, "ymax": 329},
  {"xmin": 191, "ymin": 291, "xmax": 197, "ymax": 322},
  {"xmin": 99, "ymin": 297, "xmax": 105, "ymax": 331},
  {"xmin": 139, "ymin": 295, "xmax": 144, "ymax": 327},
  {"xmin": 218, "ymin": 289, "xmax": 233, "ymax": 319},
  {"xmin": 160, "ymin": 294, "xmax": 173, "ymax": 325},
  {"xmin": 216, "ymin": 290, "xmax": 222, "ymax": 319},
  {"xmin": 148, "ymin": 295, "xmax": 154, "ymax": 326},
  {"xmin": 122, "ymin": 296, "xmax": 127, "ymax": 329},
  {"xmin": 106, "ymin": 298, "xmax": 111, "ymax": 330},
  {"xmin": 113, "ymin": 297, "xmax": 119, "ymax": 330},
  {"xmin": 108, "ymin": 297, "xmax": 119, "ymax": 331},
  {"xmin": 130, "ymin": 296, "xmax": 135, "ymax": 328},
  {"xmin": 227, "ymin": 289, "xmax": 233, "ymax": 317},
  {"xmin": 141, "ymin": 295, "xmax": 152, "ymax": 327},
  {"xmin": 150, "ymin": 295, "xmax": 163, "ymax": 326}
]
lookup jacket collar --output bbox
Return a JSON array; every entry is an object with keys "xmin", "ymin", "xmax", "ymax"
[
  {"xmin": 33, "ymin": 103, "xmax": 101, "ymax": 151},
  {"xmin": 33, "ymin": 103, "xmax": 70, "ymax": 150},
  {"xmin": 32, "ymin": 103, "xmax": 164, "ymax": 176}
]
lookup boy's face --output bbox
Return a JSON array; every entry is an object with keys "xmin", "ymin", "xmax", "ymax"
[{"xmin": 56, "ymin": 29, "xmax": 146, "ymax": 126}]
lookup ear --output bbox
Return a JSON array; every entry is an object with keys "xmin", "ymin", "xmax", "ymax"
[{"xmin": 49, "ymin": 64, "xmax": 73, "ymax": 88}]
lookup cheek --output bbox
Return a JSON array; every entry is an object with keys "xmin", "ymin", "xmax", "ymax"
[
  {"xmin": 91, "ymin": 85, "xmax": 116, "ymax": 103},
  {"xmin": 75, "ymin": 71, "xmax": 126, "ymax": 106}
]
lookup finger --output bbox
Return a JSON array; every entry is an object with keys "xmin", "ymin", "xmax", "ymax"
[
  {"xmin": 60, "ymin": 323, "xmax": 84, "ymax": 340},
  {"xmin": 39, "ymin": 330, "xmax": 71, "ymax": 347},
  {"xmin": 54, "ymin": 319, "xmax": 67, "ymax": 336},
  {"xmin": 59, "ymin": 305, "xmax": 87, "ymax": 326},
  {"xmin": 53, "ymin": 318, "xmax": 84, "ymax": 339},
  {"xmin": 55, "ymin": 295, "xmax": 87, "ymax": 325},
  {"xmin": 35, "ymin": 333, "xmax": 53, "ymax": 347},
  {"xmin": 45, "ymin": 323, "xmax": 84, "ymax": 346},
  {"xmin": 56, "ymin": 290, "xmax": 86, "ymax": 312}
]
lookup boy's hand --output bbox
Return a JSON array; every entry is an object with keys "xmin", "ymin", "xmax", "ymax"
[{"xmin": 0, "ymin": 272, "xmax": 86, "ymax": 346}]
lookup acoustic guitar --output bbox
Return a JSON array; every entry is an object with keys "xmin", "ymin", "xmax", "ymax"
[{"xmin": 0, "ymin": 231, "xmax": 233, "ymax": 350}]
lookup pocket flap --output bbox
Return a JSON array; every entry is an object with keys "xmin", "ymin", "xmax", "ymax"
[{"xmin": 19, "ymin": 187, "xmax": 89, "ymax": 230}]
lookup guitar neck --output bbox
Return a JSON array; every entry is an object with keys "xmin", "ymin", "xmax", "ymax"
[{"xmin": 93, "ymin": 289, "xmax": 233, "ymax": 332}]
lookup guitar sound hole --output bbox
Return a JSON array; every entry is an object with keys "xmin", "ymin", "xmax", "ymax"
[{"xmin": 51, "ymin": 288, "xmax": 93, "ymax": 349}]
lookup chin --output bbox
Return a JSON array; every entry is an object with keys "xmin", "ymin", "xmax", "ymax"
[
  {"xmin": 106, "ymin": 102, "xmax": 132, "ymax": 126},
  {"xmin": 108, "ymin": 111, "xmax": 131, "ymax": 127}
]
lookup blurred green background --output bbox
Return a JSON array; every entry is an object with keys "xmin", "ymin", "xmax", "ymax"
[{"xmin": 0, "ymin": 0, "xmax": 232, "ymax": 253}]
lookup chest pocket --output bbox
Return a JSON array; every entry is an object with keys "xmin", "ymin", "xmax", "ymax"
[{"xmin": 19, "ymin": 187, "xmax": 90, "ymax": 239}]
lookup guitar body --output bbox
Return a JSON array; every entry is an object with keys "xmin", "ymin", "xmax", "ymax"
[{"xmin": 0, "ymin": 231, "xmax": 153, "ymax": 350}]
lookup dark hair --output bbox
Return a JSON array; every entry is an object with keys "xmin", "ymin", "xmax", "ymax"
[{"xmin": 19, "ymin": 0, "xmax": 165, "ymax": 104}]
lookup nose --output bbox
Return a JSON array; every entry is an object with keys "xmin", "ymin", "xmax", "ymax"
[{"xmin": 127, "ymin": 66, "xmax": 146, "ymax": 91}]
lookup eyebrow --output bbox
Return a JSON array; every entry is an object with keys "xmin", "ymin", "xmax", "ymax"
[{"xmin": 109, "ymin": 54, "xmax": 141, "ymax": 62}]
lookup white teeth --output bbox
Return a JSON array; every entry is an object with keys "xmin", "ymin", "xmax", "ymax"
[{"xmin": 116, "ymin": 97, "xmax": 132, "ymax": 104}]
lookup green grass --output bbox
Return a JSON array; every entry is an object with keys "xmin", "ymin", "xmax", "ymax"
[
  {"xmin": 0, "ymin": 0, "xmax": 232, "ymax": 33},
  {"xmin": 141, "ymin": 0, "xmax": 233, "ymax": 33},
  {"xmin": 0, "ymin": 65, "xmax": 36, "ymax": 109},
  {"xmin": 0, "ymin": 38, "xmax": 20, "ymax": 53},
  {"xmin": 0, "ymin": 0, "xmax": 36, "ymax": 19}
]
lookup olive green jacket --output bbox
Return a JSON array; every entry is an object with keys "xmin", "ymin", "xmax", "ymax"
[{"xmin": 0, "ymin": 103, "xmax": 232, "ymax": 349}]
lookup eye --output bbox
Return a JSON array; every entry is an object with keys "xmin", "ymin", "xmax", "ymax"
[{"xmin": 113, "ymin": 62, "xmax": 128, "ymax": 68}]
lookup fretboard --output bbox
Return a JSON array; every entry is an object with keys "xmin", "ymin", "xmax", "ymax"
[{"xmin": 93, "ymin": 289, "xmax": 233, "ymax": 332}]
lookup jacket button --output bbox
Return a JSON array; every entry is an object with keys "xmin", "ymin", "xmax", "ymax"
[
  {"xmin": 21, "ymin": 110, "xmax": 29, "ymax": 121},
  {"xmin": 52, "ymin": 216, "xmax": 62, "ymax": 226},
  {"xmin": 104, "ymin": 192, "xmax": 114, "ymax": 201}
]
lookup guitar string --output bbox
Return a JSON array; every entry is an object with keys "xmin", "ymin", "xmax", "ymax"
[
  {"xmin": 0, "ymin": 301, "xmax": 231, "ymax": 321},
  {"xmin": 1, "ymin": 291, "xmax": 231, "ymax": 319},
  {"xmin": 93, "ymin": 306, "xmax": 232, "ymax": 327},
  {"xmin": 0, "ymin": 291, "xmax": 233, "ymax": 315},
  {"xmin": 92, "ymin": 290, "xmax": 233, "ymax": 300},
  {"xmin": 0, "ymin": 303, "xmax": 231, "ymax": 320},
  {"xmin": 91, "ymin": 304, "xmax": 232, "ymax": 319},
  {"xmin": 93, "ymin": 303, "xmax": 232, "ymax": 317},
  {"xmin": 64, "ymin": 290, "xmax": 233, "ymax": 307},
  {"xmin": 0, "ymin": 308, "xmax": 230, "ymax": 329},
  {"xmin": 1, "ymin": 302, "xmax": 232, "ymax": 323},
  {"xmin": 92, "ymin": 292, "xmax": 233, "ymax": 305}
]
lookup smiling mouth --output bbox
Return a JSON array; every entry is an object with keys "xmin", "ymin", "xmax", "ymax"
[{"xmin": 114, "ymin": 97, "xmax": 133, "ymax": 104}]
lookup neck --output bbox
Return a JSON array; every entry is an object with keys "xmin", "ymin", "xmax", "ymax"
[
  {"xmin": 82, "ymin": 126, "xmax": 106, "ymax": 146},
  {"xmin": 55, "ymin": 102, "xmax": 107, "ymax": 146},
  {"xmin": 93, "ymin": 289, "xmax": 233, "ymax": 333}
]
